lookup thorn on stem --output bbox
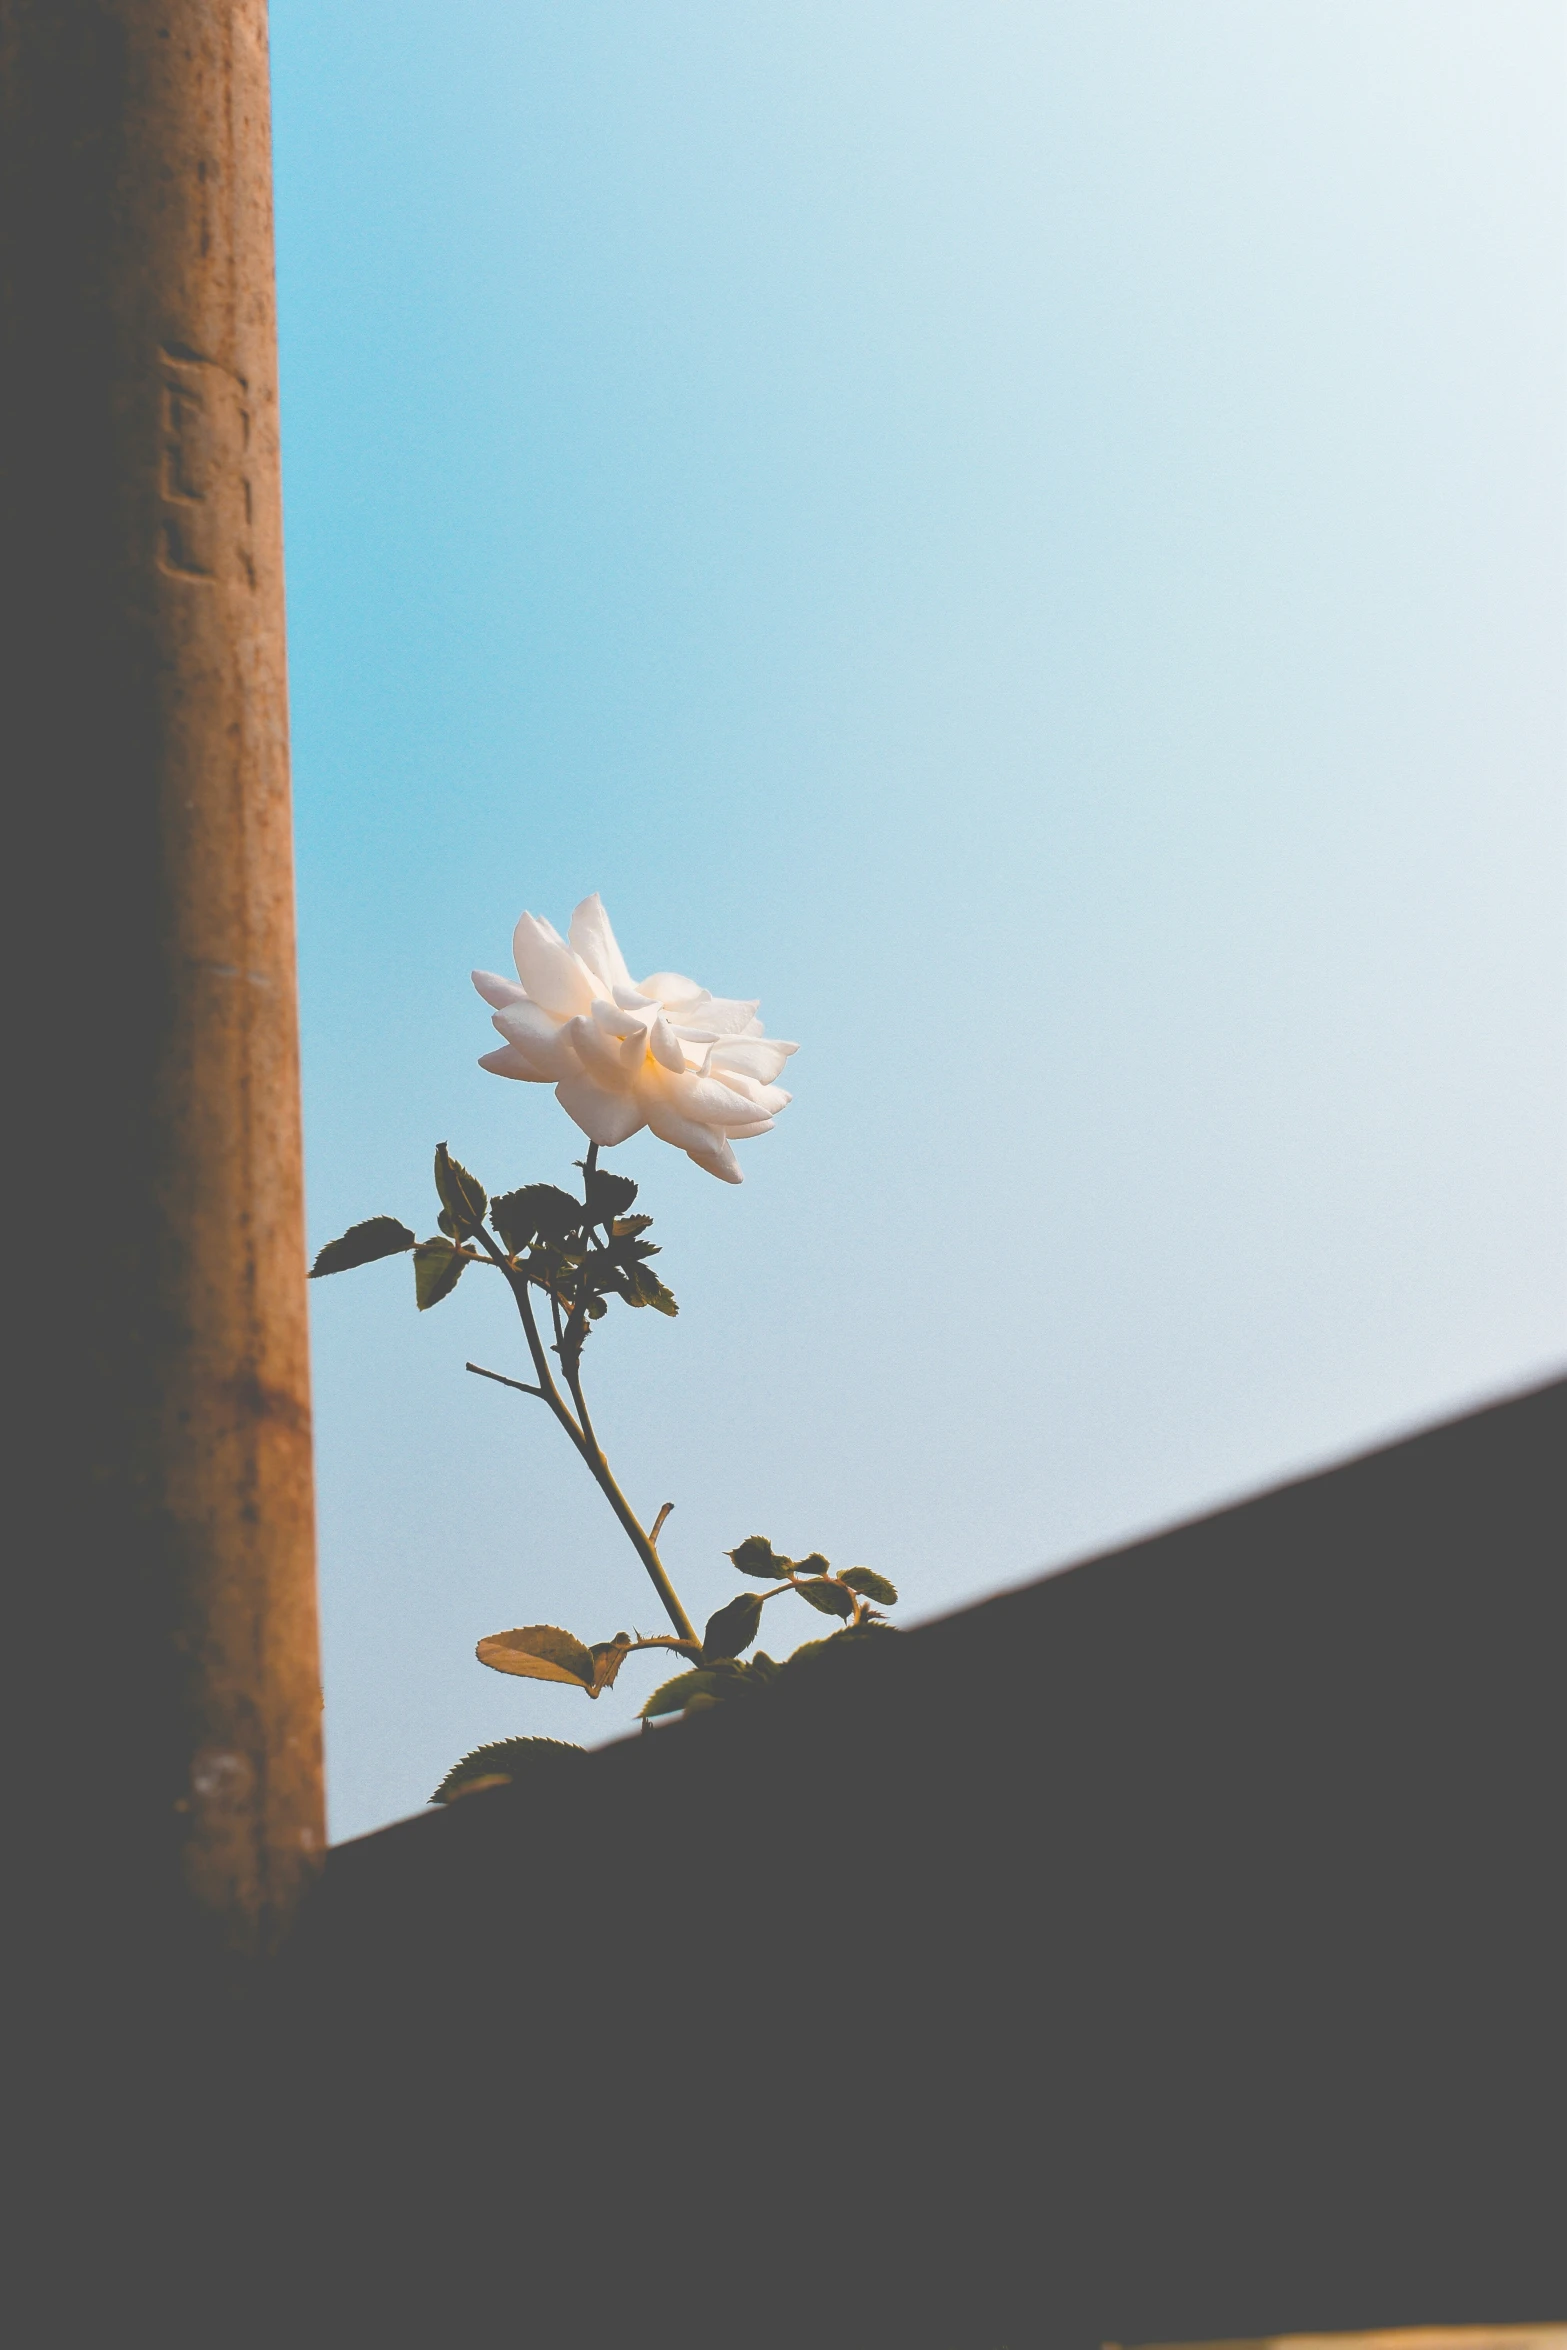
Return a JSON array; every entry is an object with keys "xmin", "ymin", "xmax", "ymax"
[{"xmin": 649, "ymin": 1501, "xmax": 675, "ymax": 1548}]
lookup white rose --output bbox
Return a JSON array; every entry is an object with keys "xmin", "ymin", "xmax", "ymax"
[{"xmin": 473, "ymin": 894, "xmax": 797, "ymax": 1184}]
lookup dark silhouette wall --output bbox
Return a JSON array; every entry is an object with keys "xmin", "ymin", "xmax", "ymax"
[{"xmin": 276, "ymin": 1376, "xmax": 1565, "ymax": 2349}]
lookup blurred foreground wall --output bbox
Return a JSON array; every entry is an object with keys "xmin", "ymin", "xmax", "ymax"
[{"xmin": 278, "ymin": 1376, "xmax": 1565, "ymax": 2349}]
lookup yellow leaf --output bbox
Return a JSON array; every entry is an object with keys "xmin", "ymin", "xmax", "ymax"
[{"xmin": 475, "ymin": 1625, "xmax": 597, "ymax": 1690}]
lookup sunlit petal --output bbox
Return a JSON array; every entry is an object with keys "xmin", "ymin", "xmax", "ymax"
[
  {"xmin": 569, "ymin": 894, "xmax": 635, "ymax": 994},
  {"xmin": 643, "ymin": 1097, "xmax": 723, "ymax": 1154},
  {"xmin": 472, "ymin": 968, "xmax": 529, "ymax": 1010},
  {"xmin": 554, "ymin": 1076, "xmax": 648, "ymax": 1146},
  {"xmin": 707, "ymin": 1036, "xmax": 797, "ymax": 1083},
  {"xmin": 648, "ymin": 1014, "xmax": 687, "ymax": 1073},
  {"xmin": 478, "ymin": 1044, "xmax": 550, "ymax": 1084},
  {"xmin": 686, "ymin": 1135, "xmax": 742, "ymax": 1183},
  {"xmin": 591, "ymin": 997, "xmax": 648, "ymax": 1041},
  {"xmin": 513, "ymin": 912, "xmax": 596, "ymax": 1019},
  {"xmin": 492, "ymin": 1000, "xmax": 577, "ymax": 1077},
  {"xmin": 715, "ymin": 1070, "xmax": 791, "ymax": 1115},
  {"xmin": 681, "ymin": 1073, "xmax": 765, "ymax": 1126},
  {"xmin": 689, "ymin": 996, "xmax": 761, "ymax": 1037},
  {"xmin": 636, "ymin": 971, "xmax": 705, "ymax": 1009},
  {"xmin": 567, "ymin": 1014, "xmax": 635, "ymax": 1090}
]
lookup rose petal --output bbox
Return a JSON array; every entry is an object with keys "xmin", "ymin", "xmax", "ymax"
[
  {"xmin": 513, "ymin": 912, "xmax": 596, "ymax": 1019},
  {"xmin": 473, "ymin": 968, "xmax": 530, "ymax": 1010},
  {"xmin": 642, "ymin": 1098, "xmax": 725, "ymax": 1155},
  {"xmin": 686, "ymin": 1135, "xmax": 743, "ymax": 1183},
  {"xmin": 478, "ymin": 1045, "xmax": 551, "ymax": 1084},
  {"xmin": 648, "ymin": 1014, "xmax": 687, "ymax": 1074},
  {"xmin": 567, "ymin": 1013, "xmax": 635, "ymax": 1090},
  {"xmin": 568, "ymin": 895, "xmax": 634, "ymax": 995},
  {"xmin": 637, "ymin": 1063, "xmax": 757, "ymax": 1127},
  {"xmin": 707, "ymin": 1037, "xmax": 797, "ymax": 1084},
  {"xmin": 636, "ymin": 971, "xmax": 705, "ymax": 1010},
  {"xmin": 680, "ymin": 1073, "xmax": 766, "ymax": 1126},
  {"xmin": 591, "ymin": 997, "xmax": 647, "ymax": 1041},
  {"xmin": 687, "ymin": 995, "xmax": 761, "ymax": 1038},
  {"xmin": 492, "ymin": 1000, "xmax": 577, "ymax": 1077},
  {"xmin": 709, "ymin": 1069, "xmax": 791, "ymax": 1115},
  {"xmin": 554, "ymin": 1076, "xmax": 648, "ymax": 1146}
]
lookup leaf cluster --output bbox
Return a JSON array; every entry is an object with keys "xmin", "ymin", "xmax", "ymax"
[
  {"xmin": 470, "ymin": 1534, "xmax": 901, "ymax": 1732},
  {"xmin": 719, "ymin": 1537, "xmax": 897, "ymax": 1630},
  {"xmin": 316, "ymin": 1156, "xmax": 909, "ymax": 1759},
  {"xmin": 309, "ymin": 1146, "xmax": 677, "ymax": 1354},
  {"xmin": 430, "ymin": 1738, "xmax": 588, "ymax": 1805},
  {"xmin": 639, "ymin": 1624, "xmax": 896, "ymax": 1721},
  {"xmin": 491, "ymin": 1160, "xmax": 676, "ymax": 1359}
]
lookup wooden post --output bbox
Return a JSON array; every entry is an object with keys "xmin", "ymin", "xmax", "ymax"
[{"xmin": 1, "ymin": 1, "xmax": 322, "ymax": 1977}]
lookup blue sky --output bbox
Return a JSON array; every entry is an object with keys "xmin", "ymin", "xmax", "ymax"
[{"xmin": 272, "ymin": 1, "xmax": 1566, "ymax": 1842}]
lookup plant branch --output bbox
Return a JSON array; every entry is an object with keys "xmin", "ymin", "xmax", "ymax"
[
  {"xmin": 468, "ymin": 1217, "xmax": 586, "ymax": 1452},
  {"xmin": 626, "ymin": 1633, "xmax": 703, "ymax": 1663},
  {"xmin": 461, "ymin": 1155, "xmax": 699, "ymax": 1648},
  {"xmin": 559, "ymin": 1337, "xmax": 696, "ymax": 1643},
  {"xmin": 465, "ymin": 1361, "xmax": 544, "ymax": 1399}
]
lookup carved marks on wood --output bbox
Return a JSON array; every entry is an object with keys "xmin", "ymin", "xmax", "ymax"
[{"xmin": 156, "ymin": 343, "xmax": 258, "ymax": 589}]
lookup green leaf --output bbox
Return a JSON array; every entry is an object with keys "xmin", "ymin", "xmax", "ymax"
[
  {"xmin": 490, "ymin": 1183, "xmax": 584, "ymax": 1255},
  {"xmin": 785, "ymin": 1624, "xmax": 894, "ymax": 1672},
  {"xmin": 727, "ymin": 1536, "xmax": 791, "ymax": 1581},
  {"xmin": 794, "ymin": 1577, "xmax": 854, "ymax": 1619},
  {"xmin": 702, "ymin": 1591, "xmax": 765, "ymax": 1662},
  {"xmin": 793, "ymin": 1553, "xmax": 831, "ymax": 1578},
  {"xmin": 309, "ymin": 1217, "xmax": 416, "ymax": 1278},
  {"xmin": 784, "ymin": 1635, "xmax": 869, "ymax": 1673},
  {"xmin": 598, "ymin": 1229, "xmax": 660, "ymax": 1270},
  {"xmin": 584, "ymin": 1252, "xmax": 633, "ymax": 1292},
  {"xmin": 612, "ymin": 1214, "xmax": 654, "ymax": 1237},
  {"xmin": 584, "ymin": 1166, "xmax": 638, "ymax": 1224},
  {"xmin": 623, "ymin": 1263, "xmax": 678, "ymax": 1315},
  {"xmin": 475, "ymin": 1624, "xmax": 599, "ymax": 1691},
  {"xmin": 434, "ymin": 1143, "xmax": 487, "ymax": 1231},
  {"xmin": 429, "ymin": 1738, "xmax": 586, "ymax": 1805},
  {"xmin": 414, "ymin": 1238, "xmax": 466, "ymax": 1309},
  {"xmin": 839, "ymin": 1568, "xmax": 898, "ymax": 1606},
  {"xmin": 640, "ymin": 1668, "xmax": 718, "ymax": 1720}
]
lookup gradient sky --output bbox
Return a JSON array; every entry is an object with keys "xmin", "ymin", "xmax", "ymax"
[{"xmin": 271, "ymin": 1, "xmax": 1566, "ymax": 1843}]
